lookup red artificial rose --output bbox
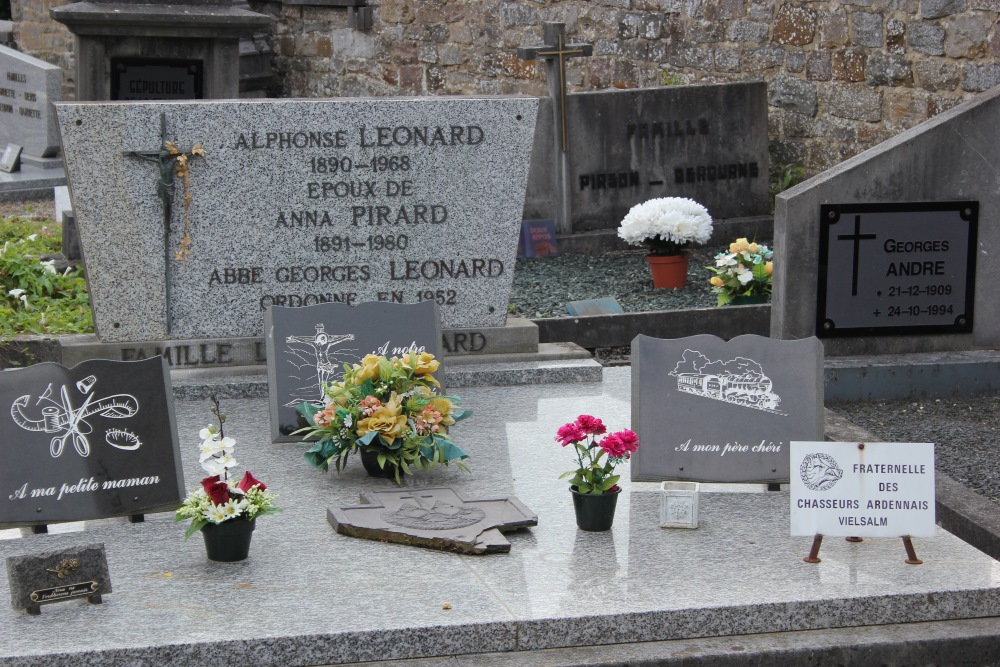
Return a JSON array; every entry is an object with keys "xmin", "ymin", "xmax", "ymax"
[
  {"xmin": 555, "ymin": 422, "xmax": 586, "ymax": 446},
  {"xmin": 575, "ymin": 414, "xmax": 607, "ymax": 436},
  {"xmin": 200, "ymin": 475, "xmax": 221, "ymax": 494},
  {"xmin": 237, "ymin": 470, "xmax": 267, "ymax": 493},
  {"xmin": 205, "ymin": 480, "xmax": 230, "ymax": 506}
]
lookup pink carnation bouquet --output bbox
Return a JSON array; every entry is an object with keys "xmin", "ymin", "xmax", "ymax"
[{"xmin": 555, "ymin": 415, "xmax": 639, "ymax": 495}]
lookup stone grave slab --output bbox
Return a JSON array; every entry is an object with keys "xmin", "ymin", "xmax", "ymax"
[
  {"xmin": 631, "ymin": 333, "xmax": 824, "ymax": 483},
  {"xmin": 328, "ymin": 487, "xmax": 538, "ymax": 554},
  {"xmin": 566, "ymin": 81, "xmax": 768, "ymax": 231},
  {"xmin": 0, "ymin": 45, "xmax": 62, "ymax": 160},
  {"xmin": 0, "ymin": 357, "xmax": 184, "ymax": 528},
  {"xmin": 55, "ymin": 97, "xmax": 538, "ymax": 342},
  {"xmin": 6, "ymin": 543, "xmax": 111, "ymax": 615},
  {"xmin": 265, "ymin": 300, "xmax": 442, "ymax": 441}
]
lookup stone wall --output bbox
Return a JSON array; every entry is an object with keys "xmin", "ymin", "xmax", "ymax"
[
  {"xmin": 10, "ymin": 0, "xmax": 73, "ymax": 97},
  {"xmin": 11, "ymin": 0, "xmax": 1000, "ymax": 178}
]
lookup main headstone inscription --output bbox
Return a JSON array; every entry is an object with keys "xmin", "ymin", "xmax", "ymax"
[
  {"xmin": 56, "ymin": 97, "xmax": 538, "ymax": 342},
  {"xmin": 0, "ymin": 358, "xmax": 184, "ymax": 528},
  {"xmin": 265, "ymin": 301, "xmax": 442, "ymax": 441},
  {"xmin": 817, "ymin": 202, "xmax": 978, "ymax": 337},
  {"xmin": 0, "ymin": 45, "xmax": 62, "ymax": 159},
  {"xmin": 631, "ymin": 334, "xmax": 824, "ymax": 483},
  {"xmin": 566, "ymin": 82, "xmax": 768, "ymax": 231}
]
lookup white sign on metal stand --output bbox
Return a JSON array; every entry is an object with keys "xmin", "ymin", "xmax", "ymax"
[{"xmin": 790, "ymin": 441, "xmax": 935, "ymax": 563}]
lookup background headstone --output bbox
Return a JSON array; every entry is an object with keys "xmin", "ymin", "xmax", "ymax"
[
  {"xmin": 265, "ymin": 301, "xmax": 442, "ymax": 441},
  {"xmin": 0, "ymin": 357, "xmax": 184, "ymax": 527},
  {"xmin": 0, "ymin": 45, "xmax": 62, "ymax": 159},
  {"xmin": 631, "ymin": 334, "xmax": 824, "ymax": 483},
  {"xmin": 773, "ymin": 85, "xmax": 999, "ymax": 356},
  {"xmin": 56, "ymin": 97, "xmax": 539, "ymax": 342}
]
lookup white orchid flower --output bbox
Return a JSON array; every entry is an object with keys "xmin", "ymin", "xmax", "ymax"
[{"xmin": 8, "ymin": 288, "xmax": 25, "ymax": 298}]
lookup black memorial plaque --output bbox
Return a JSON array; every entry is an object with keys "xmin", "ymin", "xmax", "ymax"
[
  {"xmin": 111, "ymin": 58, "xmax": 204, "ymax": 101},
  {"xmin": 0, "ymin": 358, "xmax": 185, "ymax": 528},
  {"xmin": 817, "ymin": 202, "xmax": 978, "ymax": 337},
  {"xmin": 6, "ymin": 543, "xmax": 112, "ymax": 615},
  {"xmin": 265, "ymin": 301, "xmax": 442, "ymax": 442}
]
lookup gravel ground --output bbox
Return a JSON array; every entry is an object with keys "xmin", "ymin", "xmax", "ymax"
[
  {"xmin": 828, "ymin": 396, "xmax": 1000, "ymax": 506},
  {"xmin": 509, "ymin": 247, "xmax": 722, "ymax": 318}
]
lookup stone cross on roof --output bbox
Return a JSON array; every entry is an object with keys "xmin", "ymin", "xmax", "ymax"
[{"xmin": 327, "ymin": 487, "xmax": 538, "ymax": 554}]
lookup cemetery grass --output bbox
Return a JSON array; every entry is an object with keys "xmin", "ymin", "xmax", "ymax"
[{"xmin": 0, "ymin": 200, "xmax": 92, "ymax": 339}]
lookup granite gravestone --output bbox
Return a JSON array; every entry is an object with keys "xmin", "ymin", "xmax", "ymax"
[
  {"xmin": 631, "ymin": 334, "xmax": 824, "ymax": 483},
  {"xmin": 817, "ymin": 202, "xmax": 977, "ymax": 337},
  {"xmin": 566, "ymin": 82, "xmax": 769, "ymax": 231},
  {"xmin": 6, "ymin": 543, "xmax": 111, "ymax": 615},
  {"xmin": 773, "ymin": 86, "xmax": 1000, "ymax": 355},
  {"xmin": 56, "ymin": 97, "xmax": 538, "ymax": 343},
  {"xmin": 0, "ymin": 143, "xmax": 21, "ymax": 173},
  {"xmin": 265, "ymin": 301, "xmax": 442, "ymax": 441},
  {"xmin": 328, "ymin": 487, "xmax": 538, "ymax": 554},
  {"xmin": 0, "ymin": 45, "xmax": 62, "ymax": 160},
  {"xmin": 0, "ymin": 357, "xmax": 184, "ymax": 528}
]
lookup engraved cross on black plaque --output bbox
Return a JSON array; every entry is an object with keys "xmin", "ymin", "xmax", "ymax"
[{"xmin": 837, "ymin": 215, "xmax": 877, "ymax": 297}]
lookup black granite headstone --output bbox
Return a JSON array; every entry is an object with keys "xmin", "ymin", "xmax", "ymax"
[
  {"xmin": 631, "ymin": 334, "xmax": 824, "ymax": 483},
  {"xmin": 817, "ymin": 201, "xmax": 978, "ymax": 337},
  {"xmin": 265, "ymin": 301, "xmax": 442, "ymax": 441},
  {"xmin": 0, "ymin": 357, "xmax": 184, "ymax": 527}
]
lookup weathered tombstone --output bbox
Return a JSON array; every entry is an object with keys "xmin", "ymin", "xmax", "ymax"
[
  {"xmin": 6, "ymin": 543, "xmax": 112, "ymax": 615},
  {"xmin": 0, "ymin": 45, "xmax": 62, "ymax": 160},
  {"xmin": 773, "ymin": 86, "xmax": 1000, "ymax": 356},
  {"xmin": 0, "ymin": 143, "xmax": 20, "ymax": 173},
  {"xmin": 265, "ymin": 301, "xmax": 442, "ymax": 441},
  {"xmin": 0, "ymin": 357, "xmax": 184, "ymax": 528},
  {"xmin": 51, "ymin": 0, "xmax": 269, "ymax": 102},
  {"xmin": 328, "ymin": 487, "xmax": 538, "ymax": 554},
  {"xmin": 631, "ymin": 334, "xmax": 824, "ymax": 483},
  {"xmin": 56, "ymin": 97, "xmax": 538, "ymax": 344},
  {"xmin": 567, "ymin": 82, "xmax": 769, "ymax": 230},
  {"xmin": 817, "ymin": 202, "xmax": 977, "ymax": 337}
]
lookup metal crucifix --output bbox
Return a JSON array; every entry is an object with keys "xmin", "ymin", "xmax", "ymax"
[{"xmin": 125, "ymin": 113, "xmax": 202, "ymax": 334}]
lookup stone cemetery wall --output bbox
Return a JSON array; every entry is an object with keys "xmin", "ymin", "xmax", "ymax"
[
  {"xmin": 11, "ymin": 1, "xmax": 1000, "ymax": 180},
  {"xmin": 772, "ymin": 85, "xmax": 1000, "ymax": 356}
]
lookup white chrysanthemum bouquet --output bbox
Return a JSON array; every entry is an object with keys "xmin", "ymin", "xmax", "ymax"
[{"xmin": 617, "ymin": 197, "xmax": 713, "ymax": 256}]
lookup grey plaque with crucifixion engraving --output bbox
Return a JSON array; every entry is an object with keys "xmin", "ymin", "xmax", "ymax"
[
  {"xmin": 328, "ymin": 487, "xmax": 537, "ymax": 554},
  {"xmin": 817, "ymin": 202, "xmax": 978, "ymax": 337}
]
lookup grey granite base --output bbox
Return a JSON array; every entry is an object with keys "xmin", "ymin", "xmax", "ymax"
[{"xmin": 0, "ymin": 368, "xmax": 998, "ymax": 665}]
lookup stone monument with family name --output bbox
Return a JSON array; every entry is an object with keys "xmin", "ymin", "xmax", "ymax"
[{"xmin": 56, "ymin": 97, "xmax": 539, "ymax": 343}]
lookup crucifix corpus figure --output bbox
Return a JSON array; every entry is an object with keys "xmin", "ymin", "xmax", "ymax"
[
  {"xmin": 125, "ymin": 113, "xmax": 207, "ymax": 333},
  {"xmin": 517, "ymin": 22, "xmax": 593, "ymax": 235}
]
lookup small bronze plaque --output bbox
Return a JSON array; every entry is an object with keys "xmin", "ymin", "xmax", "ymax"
[{"xmin": 6, "ymin": 543, "xmax": 111, "ymax": 615}]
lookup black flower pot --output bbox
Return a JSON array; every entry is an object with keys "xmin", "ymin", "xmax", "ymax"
[
  {"xmin": 360, "ymin": 447, "xmax": 397, "ymax": 479},
  {"xmin": 200, "ymin": 517, "xmax": 256, "ymax": 562},
  {"xmin": 570, "ymin": 487, "xmax": 620, "ymax": 532}
]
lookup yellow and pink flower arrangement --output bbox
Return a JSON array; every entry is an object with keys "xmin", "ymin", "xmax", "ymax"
[
  {"xmin": 296, "ymin": 352, "xmax": 471, "ymax": 483},
  {"xmin": 706, "ymin": 237, "xmax": 774, "ymax": 305}
]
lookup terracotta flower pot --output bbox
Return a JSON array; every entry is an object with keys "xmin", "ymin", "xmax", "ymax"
[
  {"xmin": 570, "ymin": 486, "xmax": 620, "ymax": 531},
  {"xmin": 647, "ymin": 254, "xmax": 688, "ymax": 289}
]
